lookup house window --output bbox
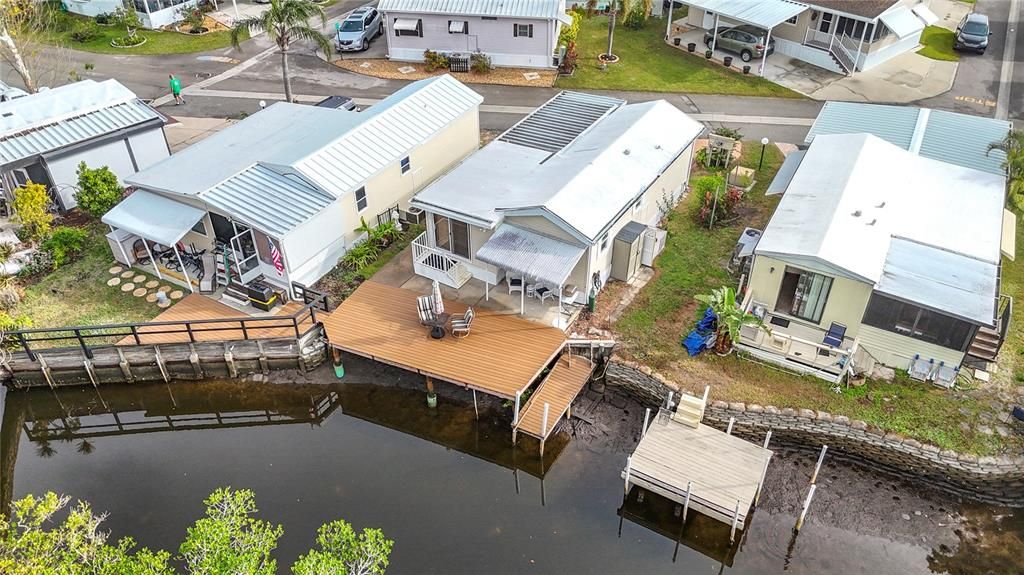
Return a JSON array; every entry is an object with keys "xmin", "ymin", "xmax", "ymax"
[
  {"xmin": 785, "ymin": 14, "xmax": 798, "ymax": 26},
  {"xmin": 599, "ymin": 234, "xmax": 608, "ymax": 252},
  {"xmin": 631, "ymin": 198, "xmax": 642, "ymax": 214},
  {"xmin": 400, "ymin": 156, "xmax": 411, "ymax": 174},
  {"xmin": 862, "ymin": 293, "xmax": 975, "ymax": 351},
  {"xmin": 433, "ymin": 215, "xmax": 471, "ymax": 259},
  {"xmin": 775, "ymin": 267, "xmax": 832, "ymax": 324},
  {"xmin": 191, "ymin": 219, "xmax": 208, "ymax": 236},
  {"xmin": 482, "ymin": 16, "xmax": 497, "ymax": 20},
  {"xmin": 355, "ymin": 187, "xmax": 367, "ymax": 212},
  {"xmin": 394, "ymin": 18, "xmax": 422, "ymax": 37},
  {"xmin": 513, "ymin": 23, "xmax": 534, "ymax": 38},
  {"xmin": 448, "ymin": 20, "xmax": 468, "ymax": 34}
]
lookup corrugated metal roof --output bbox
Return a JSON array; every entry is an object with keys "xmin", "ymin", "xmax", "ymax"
[
  {"xmin": 679, "ymin": 0, "xmax": 807, "ymax": 28},
  {"xmin": 204, "ymin": 164, "xmax": 334, "ymax": 236},
  {"xmin": 499, "ymin": 91, "xmax": 623, "ymax": 153},
  {"xmin": 615, "ymin": 221, "xmax": 646, "ymax": 243},
  {"xmin": 476, "ymin": 223, "xmax": 585, "ymax": 286},
  {"xmin": 805, "ymin": 102, "xmax": 1010, "ymax": 176},
  {"xmin": 878, "ymin": 5, "xmax": 924, "ymax": 39},
  {"xmin": 380, "ymin": 0, "xmax": 567, "ymax": 19},
  {"xmin": 877, "ymin": 237, "xmax": 998, "ymax": 326},
  {"xmin": 0, "ymin": 79, "xmax": 160, "ymax": 166},
  {"xmin": 295, "ymin": 74, "xmax": 484, "ymax": 194},
  {"xmin": 101, "ymin": 189, "xmax": 205, "ymax": 246}
]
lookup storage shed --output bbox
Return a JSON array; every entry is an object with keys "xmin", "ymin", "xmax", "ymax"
[{"xmin": 611, "ymin": 221, "xmax": 646, "ymax": 282}]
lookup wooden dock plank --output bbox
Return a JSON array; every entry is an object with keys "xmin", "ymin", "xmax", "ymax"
[
  {"xmin": 117, "ymin": 294, "xmax": 308, "ymax": 345},
  {"xmin": 515, "ymin": 355, "xmax": 594, "ymax": 440},
  {"xmin": 321, "ymin": 281, "xmax": 566, "ymax": 400}
]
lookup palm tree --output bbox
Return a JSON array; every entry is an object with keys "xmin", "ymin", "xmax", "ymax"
[
  {"xmin": 989, "ymin": 130, "xmax": 1024, "ymax": 205},
  {"xmin": 230, "ymin": 0, "xmax": 331, "ymax": 103},
  {"xmin": 696, "ymin": 286, "xmax": 768, "ymax": 354}
]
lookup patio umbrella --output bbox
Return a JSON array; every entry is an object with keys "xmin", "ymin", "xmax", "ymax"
[{"xmin": 432, "ymin": 280, "xmax": 445, "ymax": 315}]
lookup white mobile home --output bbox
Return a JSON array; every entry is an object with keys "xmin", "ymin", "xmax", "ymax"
[
  {"xmin": 409, "ymin": 91, "xmax": 703, "ymax": 327},
  {"xmin": 104, "ymin": 75, "xmax": 482, "ymax": 303},
  {"xmin": 0, "ymin": 79, "xmax": 168, "ymax": 212},
  {"xmin": 379, "ymin": 0, "xmax": 572, "ymax": 68},
  {"xmin": 65, "ymin": 0, "xmax": 201, "ymax": 30}
]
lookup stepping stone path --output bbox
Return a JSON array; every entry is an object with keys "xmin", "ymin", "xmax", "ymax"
[
  {"xmin": 107, "ymin": 277, "xmax": 121, "ymax": 287},
  {"xmin": 145, "ymin": 280, "xmax": 159, "ymax": 289},
  {"xmin": 133, "ymin": 275, "xmax": 146, "ymax": 283},
  {"xmin": 158, "ymin": 286, "xmax": 171, "ymax": 293},
  {"xmin": 121, "ymin": 282, "xmax": 136, "ymax": 292},
  {"xmin": 145, "ymin": 293, "xmax": 159, "ymax": 303},
  {"xmin": 157, "ymin": 299, "xmax": 171, "ymax": 308},
  {"xmin": 169, "ymin": 290, "xmax": 184, "ymax": 300},
  {"xmin": 398, "ymin": 66, "xmax": 415, "ymax": 74},
  {"xmin": 523, "ymin": 72, "xmax": 540, "ymax": 81},
  {"xmin": 120, "ymin": 271, "xmax": 134, "ymax": 279},
  {"xmin": 132, "ymin": 287, "xmax": 148, "ymax": 297},
  {"xmin": 109, "ymin": 266, "xmax": 124, "ymax": 275}
]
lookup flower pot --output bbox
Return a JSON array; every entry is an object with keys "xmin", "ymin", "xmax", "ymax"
[
  {"xmin": 673, "ymin": 38, "xmax": 681, "ymax": 46},
  {"xmin": 687, "ymin": 42, "xmax": 696, "ymax": 52},
  {"xmin": 723, "ymin": 56, "xmax": 733, "ymax": 67},
  {"xmin": 743, "ymin": 65, "xmax": 751, "ymax": 74},
  {"xmin": 705, "ymin": 50, "xmax": 713, "ymax": 59}
]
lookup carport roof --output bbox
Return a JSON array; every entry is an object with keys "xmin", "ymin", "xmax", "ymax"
[{"xmin": 680, "ymin": 0, "xmax": 806, "ymax": 29}]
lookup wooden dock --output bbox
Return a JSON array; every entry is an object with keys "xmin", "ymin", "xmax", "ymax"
[
  {"xmin": 322, "ymin": 281, "xmax": 567, "ymax": 400},
  {"xmin": 624, "ymin": 410, "xmax": 773, "ymax": 532},
  {"xmin": 514, "ymin": 354, "xmax": 595, "ymax": 450}
]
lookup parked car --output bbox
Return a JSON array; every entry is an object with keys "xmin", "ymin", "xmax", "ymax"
[
  {"xmin": 315, "ymin": 95, "xmax": 358, "ymax": 111},
  {"xmin": 336, "ymin": 6, "xmax": 382, "ymax": 52},
  {"xmin": 954, "ymin": 13, "xmax": 990, "ymax": 54},
  {"xmin": 703, "ymin": 25, "xmax": 775, "ymax": 62}
]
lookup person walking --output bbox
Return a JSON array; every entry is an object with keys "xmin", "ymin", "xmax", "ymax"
[{"xmin": 169, "ymin": 74, "xmax": 186, "ymax": 105}]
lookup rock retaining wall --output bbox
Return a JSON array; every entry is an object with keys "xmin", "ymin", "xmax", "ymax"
[{"xmin": 606, "ymin": 357, "xmax": 1024, "ymax": 507}]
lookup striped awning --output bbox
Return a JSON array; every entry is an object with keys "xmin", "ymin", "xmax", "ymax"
[{"xmin": 476, "ymin": 224, "xmax": 585, "ymax": 287}]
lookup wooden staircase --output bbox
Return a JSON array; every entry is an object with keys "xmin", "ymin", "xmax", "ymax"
[
  {"xmin": 513, "ymin": 354, "xmax": 596, "ymax": 453},
  {"xmin": 968, "ymin": 326, "xmax": 1001, "ymax": 361},
  {"xmin": 671, "ymin": 386, "xmax": 710, "ymax": 428}
]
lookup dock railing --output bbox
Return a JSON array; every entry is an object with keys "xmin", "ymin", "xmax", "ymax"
[{"xmin": 3, "ymin": 290, "xmax": 330, "ymax": 362}]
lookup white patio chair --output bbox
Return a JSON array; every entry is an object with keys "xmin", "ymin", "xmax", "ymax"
[
  {"xmin": 534, "ymin": 285, "xmax": 556, "ymax": 303},
  {"xmin": 416, "ymin": 295, "xmax": 435, "ymax": 326},
  {"xmin": 451, "ymin": 308, "xmax": 474, "ymax": 338},
  {"xmin": 507, "ymin": 276, "xmax": 523, "ymax": 295}
]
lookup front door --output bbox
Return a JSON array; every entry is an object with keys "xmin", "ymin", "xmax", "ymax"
[
  {"xmin": 818, "ymin": 12, "xmax": 833, "ymax": 33},
  {"xmin": 229, "ymin": 225, "xmax": 262, "ymax": 284},
  {"xmin": 703, "ymin": 10, "xmax": 716, "ymax": 29},
  {"xmin": 432, "ymin": 215, "xmax": 471, "ymax": 259}
]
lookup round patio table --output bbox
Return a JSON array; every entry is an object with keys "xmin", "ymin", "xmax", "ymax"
[{"xmin": 424, "ymin": 313, "xmax": 451, "ymax": 339}]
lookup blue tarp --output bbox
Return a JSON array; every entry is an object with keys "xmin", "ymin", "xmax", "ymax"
[{"xmin": 683, "ymin": 308, "xmax": 718, "ymax": 356}]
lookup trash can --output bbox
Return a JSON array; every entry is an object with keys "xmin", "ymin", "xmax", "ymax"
[
  {"xmin": 723, "ymin": 56, "xmax": 733, "ymax": 67},
  {"xmin": 687, "ymin": 42, "xmax": 696, "ymax": 52}
]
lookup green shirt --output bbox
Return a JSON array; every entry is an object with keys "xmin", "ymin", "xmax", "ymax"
[{"xmin": 169, "ymin": 77, "xmax": 182, "ymax": 94}]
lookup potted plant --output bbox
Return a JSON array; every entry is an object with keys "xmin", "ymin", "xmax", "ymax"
[
  {"xmin": 695, "ymin": 286, "xmax": 769, "ymax": 355},
  {"xmin": 705, "ymin": 49, "xmax": 712, "ymax": 59},
  {"xmin": 743, "ymin": 65, "xmax": 751, "ymax": 74}
]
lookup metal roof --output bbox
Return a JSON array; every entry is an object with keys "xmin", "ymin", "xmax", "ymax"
[
  {"xmin": 102, "ymin": 189, "xmax": 205, "ymax": 246},
  {"xmin": 0, "ymin": 79, "xmax": 161, "ymax": 166},
  {"xmin": 756, "ymin": 133, "xmax": 1005, "ymax": 320},
  {"xmin": 615, "ymin": 221, "xmax": 647, "ymax": 243},
  {"xmin": 766, "ymin": 150, "xmax": 805, "ymax": 195},
  {"xmin": 805, "ymin": 102, "xmax": 1010, "ymax": 176},
  {"xmin": 203, "ymin": 164, "xmax": 334, "ymax": 237},
  {"xmin": 878, "ymin": 5, "xmax": 923, "ymax": 39},
  {"xmin": 379, "ymin": 0, "xmax": 569, "ymax": 19},
  {"xmin": 412, "ymin": 99, "xmax": 704, "ymax": 242},
  {"xmin": 678, "ymin": 0, "xmax": 807, "ymax": 29},
  {"xmin": 498, "ymin": 91, "xmax": 623, "ymax": 153},
  {"xmin": 476, "ymin": 224, "xmax": 585, "ymax": 286}
]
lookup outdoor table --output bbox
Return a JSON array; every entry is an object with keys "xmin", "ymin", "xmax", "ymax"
[{"xmin": 425, "ymin": 312, "xmax": 451, "ymax": 339}]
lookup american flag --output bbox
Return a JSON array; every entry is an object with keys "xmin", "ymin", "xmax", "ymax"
[{"xmin": 269, "ymin": 238, "xmax": 284, "ymax": 277}]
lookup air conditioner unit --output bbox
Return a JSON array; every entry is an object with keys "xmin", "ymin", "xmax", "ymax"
[{"xmin": 401, "ymin": 206, "xmax": 425, "ymax": 225}]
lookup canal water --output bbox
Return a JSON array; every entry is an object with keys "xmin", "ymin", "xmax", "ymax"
[{"xmin": 2, "ymin": 358, "xmax": 1021, "ymax": 574}]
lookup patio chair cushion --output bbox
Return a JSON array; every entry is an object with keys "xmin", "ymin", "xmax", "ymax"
[
  {"xmin": 822, "ymin": 322, "xmax": 846, "ymax": 347},
  {"xmin": 535, "ymin": 285, "xmax": 555, "ymax": 303},
  {"xmin": 416, "ymin": 295, "xmax": 435, "ymax": 325},
  {"xmin": 451, "ymin": 308, "xmax": 474, "ymax": 337},
  {"xmin": 508, "ymin": 277, "xmax": 523, "ymax": 294}
]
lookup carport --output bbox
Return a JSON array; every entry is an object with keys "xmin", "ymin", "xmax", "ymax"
[{"xmin": 669, "ymin": 0, "xmax": 806, "ymax": 76}]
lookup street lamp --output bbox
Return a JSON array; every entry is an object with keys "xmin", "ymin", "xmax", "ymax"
[
  {"xmin": 259, "ymin": 100, "xmax": 267, "ymax": 110},
  {"xmin": 758, "ymin": 137, "xmax": 770, "ymax": 170}
]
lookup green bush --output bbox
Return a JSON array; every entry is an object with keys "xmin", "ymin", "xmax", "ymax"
[
  {"xmin": 340, "ymin": 240, "xmax": 381, "ymax": 270},
  {"xmin": 94, "ymin": 12, "xmax": 112, "ymax": 24},
  {"xmin": 41, "ymin": 226, "xmax": 88, "ymax": 269},
  {"xmin": 71, "ymin": 22, "xmax": 100, "ymax": 43},
  {"xmin": 559, "ymin": 10, "xmax": 582, "ymax": 45},
  {"xmin": 74, "ymin": 162, "xmax": 123, "ymax": 218},
  {"xmin": 470, "ymin": 52, "xmax": 492, "ymax": 74},
  {"xmin": 111, "ymin": 34, "xmax": 145, "ymax": 47},
  {"xmin": 423, "ymin": 49, "xmax": 449, "ymax": 72},
  {"xmin": 12, "ymin": 182, "xmax": 53, "ymax": 243}
]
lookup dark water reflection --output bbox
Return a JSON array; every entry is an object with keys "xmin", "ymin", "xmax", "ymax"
[{"xmin": 1, "ymin": 362, "xmax": 1020, "ymax": 574}]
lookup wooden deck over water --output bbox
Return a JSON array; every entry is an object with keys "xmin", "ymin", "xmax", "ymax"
[
  {"xmin": 515, "ymin": 354, "xmax": 594, "ymax": 442},
  {"xmin": 322, "ymin": 281, "xmax": 567, "ymax": 400},
  {"xmin": 625, "ymin": 416, "xmax": 773, "ymax": 526},
  {"xmin": 118, "ymin": 294, "xmax": 309, "ymax": 346}
]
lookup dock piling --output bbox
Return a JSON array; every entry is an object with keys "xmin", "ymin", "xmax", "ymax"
[
  {"xmin": 642, "ymin": 407, "xmax": 651, "ymax": 437},
  {"xmin": 153, "ymin": 346, "xmax": 170, "ymax": 383},
  {"xmin": 763, "ymin": 430, "xmax": 773, "ymax": 449},
  {"xmin": 188, "ymin": 344, "xmax": 203, "ymax": 379},
  {"xmin": 224, "ymin": 344, "xmax": 237, "ymax": 378},
  {"xmin": 730, "ymin": 499, "xmax": 741, "ymax": 544},
  {"xmin": 540, "ymin": 403, "xmax": 550, "ymax": 456},
  {"xmin": 38, "ymin": 354, "xmax": 55, "ymax": 389},
  {"xmin": 810, "ymin": 445, "xmax": 828, "ymax": 484},
  {"xmin": 624, "ymin": 456, "xmax": 632, "ymax": 494},
  {"xmin": 473, "ymin": 389, "xmax": 479, "ymax": 420},
  {"xmin": 794, "ymin": 484, "xmax": 817, "ymax": 532},
  {"xmin": 726, "ymin": 417, "xmax": 735, "ymax": 435},
  {"xmin": 682, "ymin": 480, "xmax": 692, "ymax": 521},
  {"xmin": 116, "ymin": 348, "xmax": 134, "ymax": 383}
]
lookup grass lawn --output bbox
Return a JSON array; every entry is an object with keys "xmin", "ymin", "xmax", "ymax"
[
  {"xmin": 917, "ymin": 26, "xmax": 960, "ymax": 61},
  {"xmin": 44, "ymin": 9, "xmax": 247, "ymax": 55},
  {"xmin": 557, "ymin": 16, "xmax": 802, "ymax": 98},
  {"xmin": 612, "ymin": 142, "xmax": 1016, "ymax": 455},
  {"xmin": 15, "ymin": 223, "xmax": 163, "ymax": 329}
]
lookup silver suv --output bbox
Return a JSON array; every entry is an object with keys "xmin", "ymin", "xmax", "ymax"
[{"xmin": 336, "ymin": 7, "xmax": 383, "ymax": 52}]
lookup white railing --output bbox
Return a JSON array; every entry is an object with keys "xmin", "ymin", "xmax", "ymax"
[
  {"xmin": 802, "ymin": 28, "xmax": 855, "ymax": 73},
  {"xmin": 804, "ymin": 28, "xmax": 834, "ymax": 48},
  {"xmin": 411, "ymin": 232, "xmax": 471, "ymax": 288},
  {"xmin": 833, "ymin": 33, "xmax": 858, "ymax": 71}
]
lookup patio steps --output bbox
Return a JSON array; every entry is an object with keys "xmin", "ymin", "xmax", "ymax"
[
  {"xmin": 804, "ymin": 39, "xmax": 853, "ymax": 74},
  {"xmin": 514, "ymin": 354, "xmax": 595, "ymax": 446},
  {"xmin": 968, "ymin": 326, "xmax": 1001, "ymax": 361}
]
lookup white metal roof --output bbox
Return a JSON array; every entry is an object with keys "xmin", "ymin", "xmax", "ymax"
[
  {"xmin": 476, "ymin": 223, "xmax": 585, "ymax": 286},
  {"xmin": 756, "ymin": 133, "xmax": 1005, "ymax": 323},
  {"xmin": 765, "ymin": 150, "xmax": 804, "ymax": 195},
  {"xmin": 0, "ymin": 79, "xmax": 161, "ymax": 166},
  {"xmin": 127, "ymin": 75, "xmax": 481, "ymax": 236},
  {"xmin": 379, "ymin": 0, "xmax": 568, "ymax": 19},
  {"xmin": 879, "ymin": 5, "xmax": 924, "ymax": 38},
  {"xmin": 412, "ymin": 96, "xmax": 704, "ymax": 242},
  {"xmin": 677, "ymin": 0, "xmax": 806, "ymax": 29},
  {"xmin": 805, "ymin": 102, "xmax": 1011, "ymax": 176},
  {"xmin": 911, "ymin": 3, "xmax": 939, "ymax": 26},
  {"xmin": 203, "ymin": 164, "xmax": 334, "ymax": 237},
  {"xmin": 102, "ymin": 189, "xmax": 205, "ymax": 246}
]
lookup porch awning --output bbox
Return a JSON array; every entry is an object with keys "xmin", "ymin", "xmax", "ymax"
[
  {"xmin": 476, "ymin": 224, "xmax": 585, "ymax": 287},
  {"xmin": 102, "ymin": 189, "xmax": 205, "ymax": 246},
  {"xmin": 448, "ymin": 20, "xmax": 466, "ymax": 33},
  {"xmin": 879, "ymin": 5, "xmax": 925, "ymax": 39},
  {"xmin": 766, "ymin": 150, "xmax": 805, "ymax": 196},
  {"xmin": 678, "ymin": 0, "xmax": 806, "ymax": 29},
  {"xmin": 393, "ymin": 18, "xmax": 420, "ymax": 31},
  {"xmin": 911, "ymin": 3, "xmax": 939, "ymax": 26}
]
